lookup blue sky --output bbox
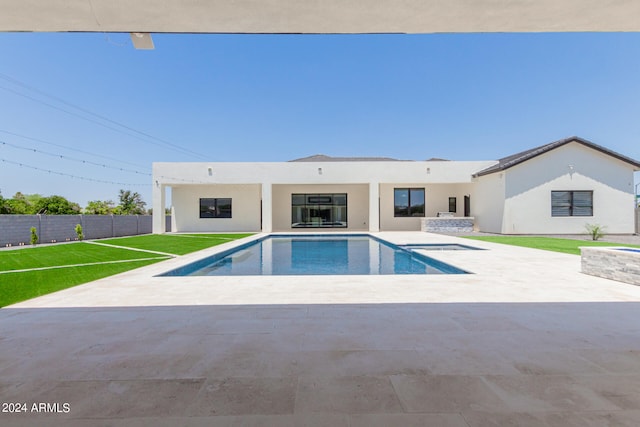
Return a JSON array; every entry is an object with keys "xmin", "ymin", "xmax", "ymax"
[{"xmin": 0, "ymin": 32, "xmax": 639, "ymax": 207}]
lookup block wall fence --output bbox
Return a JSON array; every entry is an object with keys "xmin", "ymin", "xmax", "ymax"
[{"xmin": 0, "ymin": 215, "xmax": 172, "ymax": 247}]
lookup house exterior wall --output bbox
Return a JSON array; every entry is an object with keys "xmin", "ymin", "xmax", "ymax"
[
  {"xmin": 423, "ymin": 183, "xmax": 474, "ymax": 216},
  {"xmin": 501, "ymin": 142, "xmax": 636, "ymax": 234},
  {"xmin": 151, "ymin": 147, "xmax": 636, "ymax": 235},
  {"xmin": 153, "ymin": 160, "xmax": 492, "ymax": 233},
  {"xmin": 170, "ymin": 184, "xmax": 261, "ymax": 232},
  {"xmin": 378, "ymin": 183, "xmax": 474, "ymax": 231},
  {"xmin": 271, "ymin": 184, "xmax": 369, "ymax": 231},
  {"xmin": 472, "ymin": 172, "xmax": 506, "ymax": 233}
]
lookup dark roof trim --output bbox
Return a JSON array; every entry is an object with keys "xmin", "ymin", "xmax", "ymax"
[{"xmin": 473, "ymin": 136, "xmax": 640, "ymax": 177}]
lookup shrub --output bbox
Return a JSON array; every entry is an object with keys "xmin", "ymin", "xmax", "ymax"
[
  {"xmin": 30, "ymin": 227, "xmax": 38, "ymax": 246},
  {"xmin": 75, "ymin": 224, "xmax": 84, "ymax": 241},
  {"xmin": 585, "ymin": 223, "xmax": 605, "ymax": 241}
]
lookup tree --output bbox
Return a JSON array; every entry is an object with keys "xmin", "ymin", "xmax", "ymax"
[
  {"xmin": 33, "ymin": 195, "xmax": 81, "ymax": 215},
  {"xmin": 84, "ymin": 200, "xmax": 115, "ymax": 215},
  {"xmin": 0, "ymin": 191, "xmax": 10, "ymax": 214},
  {"xmin": 116, "ymin": 189, "xmax": 147, "ymax": 215},
  {"xmin": 5, "ymin": 192, "xmax": 34, "ymax": 214}
]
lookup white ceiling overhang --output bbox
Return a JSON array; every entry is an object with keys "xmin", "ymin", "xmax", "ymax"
[{"xmin": 1, "ymin": 0, "xmax": 639, "ymax": 33}]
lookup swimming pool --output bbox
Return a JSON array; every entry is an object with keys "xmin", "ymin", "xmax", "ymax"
[{"xmin": 160, "ymin": 235, "xmax": 468, "ymax": 276}]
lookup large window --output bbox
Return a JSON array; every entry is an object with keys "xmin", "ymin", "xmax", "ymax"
[
  {"xmin": 291, "ymin": 193, "xmax": 347, "ymax": 228},
  {"xmin": 551, "ymin": 191, "xmax": 593, "ymax": 217},
  {"xmin": 394, "ymin": 188, "xmax": 425, "ymax": 217},
  {"xmin": 200, "ymin": 198, "xmax": 232, "ymax": 218}
]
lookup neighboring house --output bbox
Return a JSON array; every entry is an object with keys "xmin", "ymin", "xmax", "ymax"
[{"xmin": 152, "ymin": 137, "xmax": 640, "ymax": 234}]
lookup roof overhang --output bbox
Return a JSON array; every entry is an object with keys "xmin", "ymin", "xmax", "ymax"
[
  {"xmin": 1, "ymin": 0, "xmax": 640, "ymax": 33},
  {"xmin": 473, "ymin": 137, "xmax": 640, "ymax": 177}
]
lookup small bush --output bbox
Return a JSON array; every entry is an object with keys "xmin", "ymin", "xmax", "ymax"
[
  {"xmin": 30, "ymin": 227, "xmax": 38, "ymax": 246},
  {"xmin": 585, "ymin": 223, "xmax": 605, "ymax": 241},
  {"xmin": 75, "ymin": 224, "xmax": 84, "ymax": 241}
]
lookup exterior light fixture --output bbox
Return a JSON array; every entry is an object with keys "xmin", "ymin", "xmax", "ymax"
[
  {"xmin": 155, "ymin": 180, "xmax": 159, "ymax": 187},
  {"xmin": 318, "ymin": 167, "xmax": 323, "ymax": 175},
  {"xmin": 426, "ymin": 168, "xmax": 431, "ymax": 174},
  {"xmin": 130, "ymin": 32, "xmax": 155, "ymax": 50},
  {"xmin": 208, "ymin": 167, "xmax": 213, "ymax": 176}
]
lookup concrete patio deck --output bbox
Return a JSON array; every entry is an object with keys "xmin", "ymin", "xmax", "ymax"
[{"xmin": 2, "ymin": 232, "xmax": 640, "ymax": 426}]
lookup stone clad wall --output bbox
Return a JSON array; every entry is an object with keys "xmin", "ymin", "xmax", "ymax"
[
  {"xmin": 581, "ymin": 246, "xmax": 640, "ymax": 286},
  {"xmin": 421, "ymin": 217, "xmax": 474, "ymax": 233},
  {"xmin": 0, "ymin": 215, "xmax": 154, "ymax": 247}
]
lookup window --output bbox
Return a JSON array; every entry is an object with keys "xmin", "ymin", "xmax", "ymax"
[
  {"xmin": 394, "ymin": 188, "xmax": 425, "ymax": 217},
  {"xmin": 291, "ymin": 193, "xmax": 347, "ymax": 228},
  {"xmin": 199, "ymin": 198, "xmax": 232, "ymax": 218},
  {"xmin": 551, "ymin": 191, "xmax": 592, "ymax": 217},
  {"xmin": 448, "ymin": 197, "xmax": 457, "ymax": 213}
]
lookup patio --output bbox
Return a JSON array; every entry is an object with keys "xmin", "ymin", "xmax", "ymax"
[{"xmin": 2, "ymin": 232, "xmax": 640, "ymax": 426}]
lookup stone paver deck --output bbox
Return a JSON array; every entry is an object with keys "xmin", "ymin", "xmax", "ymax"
[{"xmin": 2, "ymin": 232, "xmax": 640, "ymax": 426}]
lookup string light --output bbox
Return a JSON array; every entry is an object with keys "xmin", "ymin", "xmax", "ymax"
[
  {"xmin": 0, "ymin": 158, "xmax": 149, "ymax": 186},
  {"xmin": 0, "ymin": 72, "xmax": 209, "ymax": 160},
  {"xmin": 0, "ymin": 140, "xmax": 151, "ymax": 176}
]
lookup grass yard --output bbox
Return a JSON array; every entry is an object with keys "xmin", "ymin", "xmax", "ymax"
[
  {"xmin": 463, "ymin": 236, "xmax": 640, "ymax": 255},
  {"xmin": 0, "ymin": 259, "xmax": 162, "ymax": 308},
  {"xmin": 0, "ymin": 242, "xmax": 164, "ymax": 271},
  {"xmin": 0, "ymin": 233, "xmax": 253, "ymax": 307},
  {"xmin": 98, "ymin": 233, "xmax": 253, "ymax": 255}
]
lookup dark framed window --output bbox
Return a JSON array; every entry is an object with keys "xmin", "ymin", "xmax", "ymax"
[
  {"xmin": 200, "ymin": 198, "xmax": 232, "ymax": 218},
  {"xmin": 551, "ymin": 191, "xmax": 593, "ymax": 217},
  {"xmin": 291, "ymin": 193, "xmax": 347, "ymax": 228},
  {"xmin": 448, "ymin": 197, "xmax": 457, "ymax": 213},
  {"xmin": 394, "ymin": 188, "xmax": 425, "ymax": 217}
]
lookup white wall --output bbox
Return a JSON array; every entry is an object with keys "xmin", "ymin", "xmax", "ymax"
[
  {"xmin": 153, "ymin": 160, "xmax": 494, "ymax": 233},
  {"xmin": 502, "ymin": 142, "xmax": 637, "ymax": 234},
  {"xmin": 473, "ymin": 172, "xmax": 506, "ymax": 233},
  {"xmin": 271, "ymin": 184, "xmax": 369, "ymax": 231},
  {"xmin": 170, "ymin": 184, "xmax": 261, "ymax": 232},
  {"xmin": 378, "ymin": 183, "xmax": 474, "ymax": 231},
  {"xmin": 153, "ymin": 160, "xmax": 494, "ymax": 186}
]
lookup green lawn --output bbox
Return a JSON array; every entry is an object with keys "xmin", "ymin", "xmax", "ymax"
[
  {"xmin": 462, "ymin": 236, "xmax": 640, "ymax": 255},
  {"xmin": 0, "ymin": 233, "xmax": 253, "ymax": 307},
  {"xmin": 0, "ymin": 259, "xmax": 162, "ymax": 308},
  {"xmin": 98, "ymin": 233, "xmax": 253, "ymax": 255},
  {"xmin": 0, "ymin": 242, "xmax": 163, "ymax": 271}
]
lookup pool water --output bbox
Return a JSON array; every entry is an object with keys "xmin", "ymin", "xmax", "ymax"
[{"xmin": 160, "ymin": 235, "xmax": 468, "ymax": 276}]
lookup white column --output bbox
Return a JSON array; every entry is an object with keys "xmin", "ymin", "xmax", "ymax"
[
  {"xmin": 261, "ymin": 183, "xmax": 273, "ymax": 233},
  {"xmin": 152, "ymin": 182, "xmax": 166, "ymax": 234},
  {"xmin": 368, "ymin": 182, "xmax": 380, "ymax": 232}
]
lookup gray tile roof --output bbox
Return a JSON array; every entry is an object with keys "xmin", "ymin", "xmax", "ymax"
[
  {"xmin": 473, "ymin": 136, "xmax": 640, "ymax": 177},
  {"xmin": 289, "ymin": 154, "xmax": 405, "ymax": 162}
]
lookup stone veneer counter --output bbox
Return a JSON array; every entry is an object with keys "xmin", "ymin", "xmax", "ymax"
[
  {"xmin": 421, "ymin": 217, "xmax": 474, "ymax": 233},
  {"xmin": 581, "ymin": 246, "xmax": 640, "ymax": 286}
]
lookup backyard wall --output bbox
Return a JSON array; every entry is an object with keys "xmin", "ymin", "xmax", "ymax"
[{"xmin": 0, "ymin": 215, "xmax": 154, "ymax": 247}]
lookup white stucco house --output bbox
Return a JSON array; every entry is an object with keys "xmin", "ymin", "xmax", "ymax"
[{"xmin": 152, "ymin": 136, "xmax": 640, "ymax": 235}]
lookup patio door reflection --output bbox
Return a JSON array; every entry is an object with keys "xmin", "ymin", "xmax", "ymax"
[{"xmin": 291, "ymin": 193, "xmax": 347, "ymax": 228}]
